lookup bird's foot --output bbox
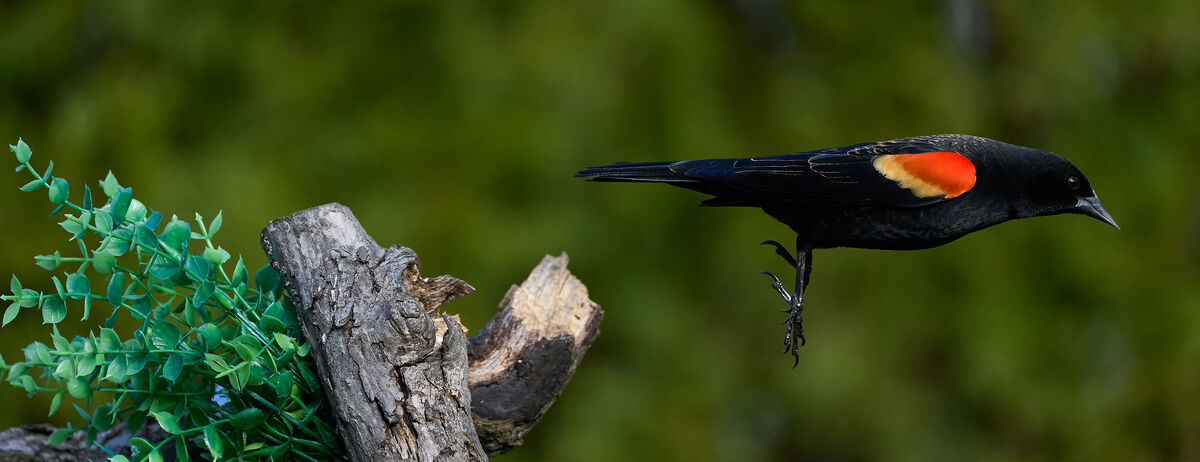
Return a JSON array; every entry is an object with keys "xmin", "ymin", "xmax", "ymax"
[
  {"xmin": 761, "ymin": 270, "xmax": 805, "ymax": 366},
  {"xmin": 782, "ymin": 298, "xmax": 805, "ymax": 367}
]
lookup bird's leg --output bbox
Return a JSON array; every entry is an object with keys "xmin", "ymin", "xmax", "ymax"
[
  {"xmin": 761, "ymin": 240, "xmax": 798, "ymax": 267},
  {"xmin": 782, "ymin": 245, "xmax": 813, "ymax": 367}
]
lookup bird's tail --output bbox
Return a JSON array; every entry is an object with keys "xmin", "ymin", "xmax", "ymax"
[{"xmin": 574, "ymin": 161, "xmax": 692, "ymax": 183}]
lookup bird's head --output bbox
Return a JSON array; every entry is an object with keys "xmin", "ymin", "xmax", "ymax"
[{"xmin": 1003, "ymin": 148, "xmax": 1119, "ymax": 230}]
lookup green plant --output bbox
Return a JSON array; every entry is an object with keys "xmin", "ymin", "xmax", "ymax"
[{"xmin": 0, "ymin": 139, "xmax": 342, "ymax": 461}]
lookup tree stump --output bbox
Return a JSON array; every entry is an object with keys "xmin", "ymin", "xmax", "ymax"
[{"xmin": 261, "ymin": 203, "xmax": 602, "ymax": 461}]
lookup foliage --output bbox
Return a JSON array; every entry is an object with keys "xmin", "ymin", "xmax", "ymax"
[{"xmin": 0, "ymin": 139, "xmax": 342, "ymax": 461}]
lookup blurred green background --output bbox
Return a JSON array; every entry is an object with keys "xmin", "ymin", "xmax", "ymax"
[{"xmin": 2, "ymin": 1, "xmax": 1198, "ymax": 460}]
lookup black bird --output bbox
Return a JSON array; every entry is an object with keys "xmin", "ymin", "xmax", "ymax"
[{"xmin": 576, "ymin": 134, "xmax": 1118, "ymax": 365}]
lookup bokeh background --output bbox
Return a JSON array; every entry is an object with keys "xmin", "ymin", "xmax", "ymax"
[{"xmin": 2, "ymin": 1, "xmax": 1198, "ymax": 461}]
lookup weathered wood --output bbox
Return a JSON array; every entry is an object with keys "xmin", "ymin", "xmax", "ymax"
[
  {"xmin": 468, "ymin": 253, "xmax": 603, "ymax": 454},
  {"xmin": 261, "ymin": 203, "xmax": 486, "ymax": 462}
]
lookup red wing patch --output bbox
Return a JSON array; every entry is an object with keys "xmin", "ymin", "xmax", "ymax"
[{"xmin": 872, "ymin": 151, "xmax": 976, "ymax": 199}]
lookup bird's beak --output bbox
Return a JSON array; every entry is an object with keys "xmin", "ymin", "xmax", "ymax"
[{"xmin": 1074, "ymin": 194, "xmax": 1120, "ymax": 230}]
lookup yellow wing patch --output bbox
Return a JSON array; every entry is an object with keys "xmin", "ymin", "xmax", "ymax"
[{"xmin": 873, "ymin": 151, "xmax": 977, "ymax": 199}]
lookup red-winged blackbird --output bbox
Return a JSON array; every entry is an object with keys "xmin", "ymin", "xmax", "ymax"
[{"xmin": 576, "ymin": 134, "xmax": 1118, "ymax": 365}]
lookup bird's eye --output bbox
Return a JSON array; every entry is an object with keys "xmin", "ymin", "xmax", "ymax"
[{"xmin": 1067, "ymin": 176, "xmax": 1080, "ymax": 190}]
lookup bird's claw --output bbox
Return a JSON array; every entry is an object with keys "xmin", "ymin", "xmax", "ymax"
[
  {"xmin": 760, "ymin": 271, "xmax": 791, "ymax": 304},
  {"xmin": 761, "ymin": 240, "xmax": 798, "ymax": 267}
]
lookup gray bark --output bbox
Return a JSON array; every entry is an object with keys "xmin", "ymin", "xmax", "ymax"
[{"xmin": 261, "ymin": 203, "xmax": 486, "ymax": 462}]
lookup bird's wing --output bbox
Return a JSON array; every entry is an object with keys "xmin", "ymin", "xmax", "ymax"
[{"xmin": 676, "ymin": 140, "xmax": 978, "ymax": 208}]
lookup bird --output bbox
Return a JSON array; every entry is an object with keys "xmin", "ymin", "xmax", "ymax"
[{"xmin": 575, "ymin": 134, "xmax": 1118, "ymax": 366}]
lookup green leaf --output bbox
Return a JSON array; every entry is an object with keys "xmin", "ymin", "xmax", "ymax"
[
  {"xmin": 111, "ymin": 187, "xmax": 132, "ymax": 223},
  {"xmin": 47, "ymin": 427, "xmax": 77, "ymax": 446},
  {"xmin": 99, "ymin": 328, "xmax": 121, "ymax": 351},
  {"xmin": 48, "ymin": 392, "xmax": 63, "ymax": 416},
  {"xmin": 123, "ymin": 349, "xmax": 147, "ymax": 376},
  {"xmin": 101, "ymin": 228, "xmax": 132, "ymax": 256},
  {"xmin": 92, "ymin": 250, "xmax": 116, "ymax": 273},
  {"xmin": 203, "ymin": 425, "xmax": 225, "ymax": 459},
  {"xmin": 229, "ymin": 407, "xmax": 265, "ymax": 430},
  {"xmin": 133, "ymin": 224, "xmax": 157, "ymax": 251},
  {"xmin": 19, "ymin": 289, "xmax": 38, "ymax": 307},
  {"xmin": 53, "ymin": 357, "xmax": 75, "ymax": 379},
  {"xmin": 232, "ymin": 342, "xmax": 258, "ymax": 362},
  {"xmin": 66, "ymin": 377, "xmax": 89, "ymax": 398},
  {"xmin": 274, "ymin": 370, "xmax": 295, "ymax": 399},
  {"xmin": 47, "ymin": 177, "xmax": 68, "ymax": 204},
  {"xmin": 129, "ymin": 296, "xmax": 150, "ymax": 320},
  {"xmin": 110, "ymin": 456, "xmax": 131, "ymax": 462},
  {"xmin": 30, "ymin": 341, "xmax": 52, "ymax": 364},
  {"xmin": 146, "ymin": 212, "xmax": 163, "ymax": 232},
  {"xmin": 3, "ymin": 301, "xmax": 19, "ymax": 326},
  {"xmin": 202, "ymin": 247, "xmax": 230, "ymax": 265},
  {"xmin": 74, "ymin": 356, "xmax": 96, "ymax": 377},
  {"xmin": 125, "ymin": 410, "xmax": 146, "ymax": 434},
  {"xmin": 129, "ymin": 437, "xmax": 154, "ymax": 460},
  {"xmin": 258, "ymin": 315, "xmax": 284, "ymax": 334},
  {"xmin": 94, "ymin": 210, "xmax": 113, "ymax": 233},
  {"xmin": 18, "ymin": 178, "xmax": 42, "ymax": 192},
  {"xmin": 66, "ymin": 273, "xmax": 89, "ymax": 299},
  {"xmin": 269, "ymin": 444, "xmax": 289, "ymax": 459},
  {"xmin": 254, "ymin": 264, "xmax": 280, "ymax": 294},
  {"xmin": 72, "ymin": 212, "xmax": 90, "ymax": 240},
  {"xmin": 197, "ymin": 324, "xmax": 222, "ymax": 351},
  {"xmin": 101, "ymin": 171, "xmax": 119, "ymax": 198},
  {"xmin": 231, "ymin": 257, "xmax": 247, "ymax": 287},
  {"xmin": 231, "ymin": 363, "xmax": 251, "ymax": 391},
  {"xmin": 58, "ymin": 216, "xmax": 86, "ymax": 237},
  {"xmin": 232, "ymin": 334, "xmax": 261, "ymax": 358},
  {"xmin": 152, "ymin": 411, "xmax": 183, "ymax": 435},
  {"xmin": 106, "ymin": 273, "xmax": 125, "ymax": 307},
  {"xmin": 127, "ymin": 198, "xmax": 148, "ymax": 222},
  {"xmin": 92, "ymin": 404, "xmax": 116, "ymax": 431},
  {"xmin": 104, "ymin": 355, "xmax": 128, "ymax": 382},
  {"xmin": 19, "ymin": 375, "xmax": 36, "ymax": 393},
  {"xmin": 11, "ymin": 138, "xmax": 32, "ymax": 163},
  {"xmin": 273, "ymin": 332, "xmax": 296, "ymax": 351},
  {"xmin": 192, "ymin": 282, "xmax": 215, "ymax": 307},
  {"xmin": 203, "ymin": 353, "xmax": 228, "ymax": 373},
  {"xmin": 150, "ymin": 322, "xmax": 180, "ymax": 349},
  {"xmin": 276, "ymin": 348, "xmax": 296, "ymax": 367},
  {"xmin": 159, "ymin": 218, "xmax": 191, "ymax": 252},
  {"xmin": 51, "ymin": 276, "xmax": 65, "ymax": 299},
  {"xmin": 184, "ymin": 255, "xmax": 210, "ymax": 282},
  {"xmin": 34, "ymin": 251, "xmax": 62, "ymax": 270},
  {"xmin": 9, "ymin": 275, "xmax": 19, "ymax": 295},
  {"xmin": 82, "ymin": 185, "xmax": 92, "ymax": 210},
  {"xmin": 162, "ymin": 353, "xmax": 184, "ymax": 382},
  {"xmin": 208, "ymin": 210, "xmax": 223, "ymax": 237},
  {"xmin": 264, "ymin": 301, "xmax": 284, "ymax": 319},
  {"xmin": 148, "ymin": 256, "xmax": 180, "ymax": 279},
  {"xmin": 52, "ymin": 329, "xmax": 69, "ymax": 351},
  {"xmin": 42, "ymin": 296, "xmax": 66, "ymax": 324}
]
